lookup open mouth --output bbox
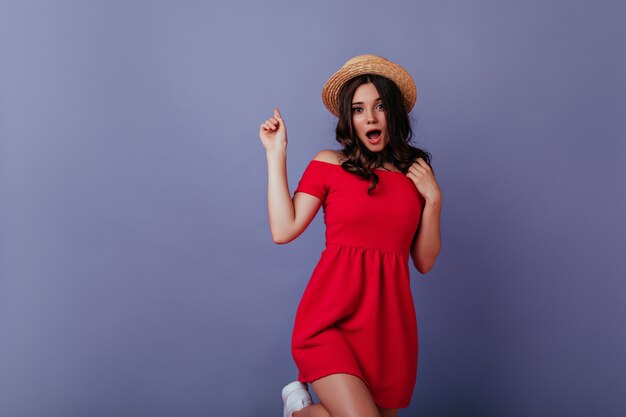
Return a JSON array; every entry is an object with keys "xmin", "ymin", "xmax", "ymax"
[{"xmin": 365, "ymin": 129, "xmax": 382, "ymax": 143}]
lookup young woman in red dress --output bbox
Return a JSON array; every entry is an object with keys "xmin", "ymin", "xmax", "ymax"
[{"xmin": 259, "ymin": 55, "xmax": 442, "ymax": 417}]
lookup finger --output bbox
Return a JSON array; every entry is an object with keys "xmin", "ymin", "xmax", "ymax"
[
  {"xmin": 416, "ymin": 158, "xmax": 432, "ymax": 171},
  {"xmin": 406, "ymin": 172, "xmax": 422, "ymax": 185},
  {"xmin": 408, "ymin": 165, "xmax": 423, "ymax": 175},
  {"xmin": 418, "ymin": 158, "xmax": 428, "ymax": 176},
  {"xmin": 277, "ymin": 111, "xmax": 286, "ymax": 127},
  {"xmin": 274, "ymin": 108, "xmax": 282, "ymax": 119},
  {"xmin": 273, "ymin": 117, "xmax": 283, "ymax": 129},
  {"xmin": 411, "ymin": 162, "xmax": 428, "ymax": 173}
]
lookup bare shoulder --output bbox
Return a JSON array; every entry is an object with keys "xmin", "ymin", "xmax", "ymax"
[{"xmin": 312, "ymin": 149, "xmax": 342, "ymax": 165}]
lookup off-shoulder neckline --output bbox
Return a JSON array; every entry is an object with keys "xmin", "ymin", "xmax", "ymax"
[{"xmin": 310, "ymin": 159, "xmax": 405, "ymax": 174}]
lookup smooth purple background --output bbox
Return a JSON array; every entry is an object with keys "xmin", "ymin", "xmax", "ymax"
[{"xmin": 1, "ymin": 1, "xmax": 625, "ymax": 416}]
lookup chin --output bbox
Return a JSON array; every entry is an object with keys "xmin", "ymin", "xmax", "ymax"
[
  {"xmin": 367, "ymin": 143, "xmax": 389, "ymax": 153},
  {"xmin": 360, "ymin": 138, "xmax": 388, "ymax": 153}
]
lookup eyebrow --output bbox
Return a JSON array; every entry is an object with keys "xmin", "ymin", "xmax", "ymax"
[{"xmin": 352, "ymin": 97, "xmax": 382, "ymax": 105}]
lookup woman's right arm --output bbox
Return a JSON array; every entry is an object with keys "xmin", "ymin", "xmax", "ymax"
[{"xmin": 260, "ymin": 108, "xmax": 323, "ymax": 244}]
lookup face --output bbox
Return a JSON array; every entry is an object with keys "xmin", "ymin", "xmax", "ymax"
[{"xmin": 351, "ymin": 82, "xmax": 389, "ymax": 152}]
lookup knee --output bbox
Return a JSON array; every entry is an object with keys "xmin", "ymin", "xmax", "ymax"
[
  {"xmin": 310, "ymin": 398, "xmax": 379, "ymax": 417},
  {"xmin": 321, "ymin": 402, "xmax": 379, "ymax": 417},
  {"xmin": 293, "ymin": 404, "xmax": 332, "ymax": 417},
  {"xmin": 326, "ymin": 409, "xmax": 379, "ymax": 417}
]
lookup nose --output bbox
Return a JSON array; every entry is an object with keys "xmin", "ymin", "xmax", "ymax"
[{"xmin": 366, "ymin": 109, "xmax": 377, "ymax": 124}]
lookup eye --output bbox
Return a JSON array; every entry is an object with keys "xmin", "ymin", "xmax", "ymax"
[
  {"xmin": 376, "ymin": 102, "xmax": 384, "ymax": 110},
  {"xmin": 352, "ymin": 106, "xmax": 363, "ymax": 113}
]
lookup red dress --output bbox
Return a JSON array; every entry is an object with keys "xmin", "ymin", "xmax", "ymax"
[{"xmin": 291, "ymin": 159, "xmax": 424, "ymax": 409}]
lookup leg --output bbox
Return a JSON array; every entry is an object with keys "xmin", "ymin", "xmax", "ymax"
[
  {"xmin": 377, "ymin": 407, "xmax": 398, "ymax": 417},
  {"xmin": 293, "ymin": 395, "xmax": 395, "ymax": 417},
  {"xmin": 293, "ymin": 403, "xmax": 330, "ymax": 417},
  {"xmin": 307, "ymin": 373, "xmax": 380, "ymax": 417}
]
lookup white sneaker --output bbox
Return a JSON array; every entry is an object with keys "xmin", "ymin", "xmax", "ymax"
[{"xmin": 281, "ymin": 380, "xmax": 313, "ymax": 417}]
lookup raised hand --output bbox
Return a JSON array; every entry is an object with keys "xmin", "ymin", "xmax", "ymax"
[
  {"xmin": 406, "ymin": 158, "xmax": 442, "ymax": 203},
  {"xmin": 259, "ymin": 108, "xmax": 287, "ymax": 152}
]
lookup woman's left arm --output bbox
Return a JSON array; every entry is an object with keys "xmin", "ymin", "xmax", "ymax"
[{"xmin": 407, "ymin": 158, "xmax": 442, "ymax": 274}]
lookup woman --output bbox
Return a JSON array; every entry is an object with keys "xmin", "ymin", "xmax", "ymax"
[{"xmin": 259, "ymin": 54, "xmax": 442, "ymax": 417}]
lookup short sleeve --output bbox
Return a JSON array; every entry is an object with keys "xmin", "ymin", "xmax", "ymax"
[{"xmin": 294, "ymin": 160, "xmax": 330, "ymax": 200}]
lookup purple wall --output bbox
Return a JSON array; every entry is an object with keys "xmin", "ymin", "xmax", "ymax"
[{"xmin": 1, "ymin": 1, "xmax": 625, "ymax": 416}]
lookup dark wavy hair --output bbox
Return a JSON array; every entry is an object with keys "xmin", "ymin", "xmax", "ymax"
[{"xmin": 335, "ymin": 74, "xmax": 432, "ymax": 194}]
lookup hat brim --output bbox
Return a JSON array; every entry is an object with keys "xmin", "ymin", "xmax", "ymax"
[{"xmin": 322, "ymin": 54, "xmax": 417, "ymax": 117}]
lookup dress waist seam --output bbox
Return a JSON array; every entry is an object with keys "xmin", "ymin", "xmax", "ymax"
[{"xmin": 325, "ymin": 241, "xmax": 408, "ymax": 259}]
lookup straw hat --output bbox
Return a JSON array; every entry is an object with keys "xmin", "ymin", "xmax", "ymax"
[{"xmin": 322, "ymin": 54, "xmax": 417, "ymax": 117}]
